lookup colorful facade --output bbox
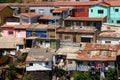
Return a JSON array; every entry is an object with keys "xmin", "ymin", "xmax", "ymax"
[
  {"xmin": 1, "ymin": 24, "xmax": 30, "ymax": 38},
  {"xmin": 73, "ymin": 6, "xmax": 89, "ymax": 17},
  {"xmin": 89, "ymin": 3, "xmax": 109, "ymax": 18}
]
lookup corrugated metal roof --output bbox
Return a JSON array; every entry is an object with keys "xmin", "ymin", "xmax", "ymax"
[
  {"xmin": 0, "ymin": 37, "xmax": 25, "ymax": 49},
  {"xmin": 26, "ymin": 48, "xmax": 56, "ymax": 62}
]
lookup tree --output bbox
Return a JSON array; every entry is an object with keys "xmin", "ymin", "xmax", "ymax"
[
  {"xmin": 21, "ymin": 73, "xmax": 32, "ymax": 80},
  {"xmin": 104, "ymin": 68, "xmax": 117, "ymax": 80},
  {"xmin": 7, "ymin": 63, "xmax": 16, "ymax": 80}
]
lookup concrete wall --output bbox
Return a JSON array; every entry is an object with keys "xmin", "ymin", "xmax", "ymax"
[
  {"xmin": 26, "ymin": 61, "xmax": 52, "ymax": 71},
  {"xmin": 97, "ymin": 37, "xmax": 120, "ymax": 44},
  {"xmin": 30, "ymin": 6, "xmax": 55, "ymax": 16}
]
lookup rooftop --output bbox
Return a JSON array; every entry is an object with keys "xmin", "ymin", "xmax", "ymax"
[
  {"xmin": 2, "ymin": 24, "xmax": 30, "ymax": 29},
  {"xmin": 52, "ymin": 8, "xmax": 68, "ymax": 13},
  {"xmin": 26, "ymin": 48, "xmax": 56, "ymax": 62},
  {"xmin": 98, "ymin": 31, "xmax": 120, "ymax": 38},
  {"xmin": 77, "ymin": 43, "xmax": 120, "ymax": 61},
  {"xmin": 56, "ymin": 27, "xmax": 96, "ymax": 33},
  {"xmin": 21, "ymin": 12, "xmax": 41, "ymax": 18},
  {"xmin": 0, "ymin": 37, "xmax": 25, "ymax": 49},
  {"xmin": 65, "ymin": 17, "xmax": 105, "ymax": 21}
]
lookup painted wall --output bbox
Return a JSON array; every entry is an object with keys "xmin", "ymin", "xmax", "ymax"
[
  {"xmin": 15, "ymin": 29, "xmax": 26, "ymax": 38},
  {"xmin": 26, "ymin": 30, "xmax": 47, "ymax": 38},
  {"xmin": 2, "ymin": 27, "xmax": 15, "ymax": 38},
  {"xmin": 26, "ymin": 61, "xmax": 52, "ymax": 71},
  {"xmin": 97, "ymin": 37, "xmax": 120, "ymax": 44},
  {"xmin": 89, "ymin": 5, "xmax": 108, "ymax": 18},
  {"xmin": 74, "ymin": 6, "xmax": 89, "ymax": 17},
  {"xmin": 2, "ymin": 28, "xmax": 26, "ymax": 38},
  {"xmin": 108, "ymin": 6, "xmax": 120, "ymax": 24},
  {"xmin": 30, "ymin": 6, "xmax": 55, "ymax": 16}
]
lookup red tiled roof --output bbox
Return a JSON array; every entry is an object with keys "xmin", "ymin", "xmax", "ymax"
[
  {"xmin": 39, "ymin": 16, "xmax": 60, "ymax": 20},
  {"xmin": 53, "ymin": 1, "xmax": 100, "ymax": 6},
  {"xmin": 98, "ymin": 31, "xmax": 120, "ymax": 38},
  {"xmin": 77, "ymin": 43, "xmax": 120, "ymax": 61},
  {"xmin": 65, "ymin": 17, "xmax": 105, "ymax": 21},
  {"xmin": 21, "ymin": 12, "xmax": 41, "ymax": 18},
  {"xmin": 0, "ymin": 5, "xmax": 7, "ymax": 11},
  {"xmin": 52, "ymin": 8, "xmax": 68, "ymax": 13},
  {"xmin": 2, "ymin": 24, "xmax": 30, "ymax": 29},
  {"xmin": 56, "ymin": 27, "xmax": 96, "ymax": 33},
  {"xmin": 97, "ymin": 2, "xmax": 110, "ymax": 7},
  {"xmin": 106, "ymin": 1, "xmax": 120, "ymax": 6}
]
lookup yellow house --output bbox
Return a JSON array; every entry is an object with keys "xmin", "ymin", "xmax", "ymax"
[{"xmin": 0, "ymin": 5, "xmax": 13, "ymax": 26}]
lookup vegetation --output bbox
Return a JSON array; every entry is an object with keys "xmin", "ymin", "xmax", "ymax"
[
  {"xmin": 17, "ymin": 53, "xmax": 27, "ymax": 63},
  {"xmin": 21, "ymin": 73, "xmax": 32, "ymax": 80},
  {"xmin": 0, "ymin": 56, "xmax": 10, "ymax": 66},
  {"xmin": 73, "ymin": 68, "xmax": 117, "ymax": 80},
  {"xmin": 7, "ymin": 63, "xmax": 16, "ymax": 80},
  {"xmin": 0, "ymin": 0, "xmax": 22, "ymax": 3},
  {"xmin": 104, "ymin": 68, "xmax": 117, "ymax": 80}
]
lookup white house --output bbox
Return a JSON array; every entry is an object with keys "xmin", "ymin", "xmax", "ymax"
[
  {"xmin": 97, "ymin": 31, "xmax": 120, "ymax": 44},
  {"xmin": 26, "ymin": 48, "xmax": 55, "ymax": 71}
]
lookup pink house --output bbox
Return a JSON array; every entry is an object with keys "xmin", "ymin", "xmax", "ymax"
[{"xmin": 1, "ymin": 24, "xmax": 30, "ymax": 38}]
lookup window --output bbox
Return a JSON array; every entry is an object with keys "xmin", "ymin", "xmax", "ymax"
[
  {"xmin": 50, "ymin": 9, "xmax": 53, "ymax": 13},
  {"xmin": 77, "ymin": 8, "xmax": 85, "ymax": 12},
  {"xmin": 98, "ymin": 10, "xmax": 104, "ymax": 14},
  {"xmin": 8, "ymin": 31, "xmax": 13, "ymax": 35},
  {"xmin": 30, "ymin": 9, "xmax": 35, "ymax": 12},
  {"xmin": 39, "ymin": 9, "xmax": 44, "ymax": 14},
  {"xmin": 105, "ymin": 41, "xmax": 111, "ymax": 44},
  {"xmin": 25, "ymin": 9, "xmax": 29, "ymax": 13},
  {"xmin": 91, "ymin": 9, "xmax": 93, "ymax": 12},
  {"xmin": 107, "ymin": 27, "xmax": 111, "ymax": 30},
  {"xmin": 45, "ymin": 62, "xmax": 49, "ymax": 65},
  {"xmin": 115, "ymin": 9, "xmax": 119, "ymax": 12},
  {"xmin": 68, "ymin": 60, "xmax": 73, "ymax": 64},
  {"xmin": 50, "ymin": 36, "xmax": 55, "ymax": 38},
  {"xmin": 117, "ymin": 20, "xmax": 120, "ymax": 24},
  {"xmin": 81, "ymin": 37, "xmax": 91, "ymax": 43},
  {"xmin": 112, "ymin": 20, "xmax": 114, "ymax": 23},
  {"xmin": 65, "ymin": 36, "xmax": 70, "ymax": 40},
  {"xmin": 29, "ymin": 63, "xmax": 33, "ymax": 66},
  {"xmin": 18, "ymin": 30, "xmax": 20, "ymax": 33}
]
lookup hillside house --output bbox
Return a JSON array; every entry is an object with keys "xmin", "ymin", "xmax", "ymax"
[
  {"xmin": 56, "ymin": 27, "xmax": 97, "ymax": 43},
  {"xmin": 0, "ymin": 37, "xmax": 25, "ymax": 56},
  {"xmin": 26, "ymin": 23, "xmax": 48, "ymax": 38},
  {"xmin": 1, "ymin": 21, "xmax": 30, "ymax": 38},
  {"xmin": 21, "ymin": 12, "xmax": 41, "ymax": 24},
  {"xmin": 26, "ymin": 48, "xmax": 56, "ymax": 80},
  {"xmin": 97, "ymin": 31, "xmax": 120, "ymax": 44},
  {"xmin": 107, "ymin": 1, "xmax": 120, "ymax": 24},
  {"xmin": 0, "ymin": 5, "xmax": 13, "ymax": 26},
  {"xmin": 54, "ymin": 47, "xmax": 79, "ymax": 71},
  {"xmin": 76, "ymin": 43, "xmax": 120, "ymax": 72}
]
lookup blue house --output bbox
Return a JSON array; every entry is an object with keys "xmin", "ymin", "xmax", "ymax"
[
  {"xmin": 108, "ymin": 2, "xmax": 120, "ymax": 24},
  {"xmin": 26, "ymin": 24, "xmax": 48, "ymax": 38},
  {"xmin": 89, "ymin": 2, "xmax": 110, "ymax": 18}
]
